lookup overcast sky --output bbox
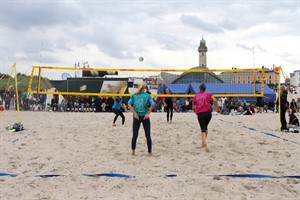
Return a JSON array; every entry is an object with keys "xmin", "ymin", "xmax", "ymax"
[{"xmin": 1, "ymin": 0, "xmax": 299, "ymax": 77}]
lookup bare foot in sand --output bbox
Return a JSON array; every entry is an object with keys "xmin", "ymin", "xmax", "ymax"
[
  {"xmin": 202, "ymin": 143, "xmax": 210, "ymax": 152},
  {"xmin": 131, "ymin": 150, "xmax": 135, "ymax": 156},
  {"xmin": 204, "ymin": 147, "xmax": 210, "ymax": 152},
  {"xmin": 148, "ymin": 152, "xmax": 154, "ymax": 157}
]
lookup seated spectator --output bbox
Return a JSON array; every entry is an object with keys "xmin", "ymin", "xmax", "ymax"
[
  {"xmin": 95, "ymin": 97, "xmax": 102, "ymax": 112},
  {"xmin": 242, "ymin": 106, "xmax": 253, "ymax": 115},
  {"xmin": 101, "ymin": 97, "xmax": 107, "ymax": 112},
  {"xmin": 268, "ymin": 100, "xmax": 275, "ymax": 112},
  {"xmin": 90, "ymin": 97, "xmax": 96, "ymax": 112},
  {"xmin": 288, "ymin": 110, "xmax": 299, "ymax": 126},
  {"xmin": 80, "ymin": 96, "xmax": 86, "ymax": 112},
  {"xmin": 290, "ymin": 99, "xmax": 298, "ymax": 113},
  {"xmin": 51, "ymin": 97, "xmax": 58, "ymax": 111},
  {"xmin": 74, "ymin": 96, "xmax": 80, "ymax": 112},
  {"xmin": 59, "ymin": 96, "xmax": 68, "ymax": 112},
  {"xmin": 263, "ymin": 100, "xmax": 268, "ymax": 113},
  {"xmin": 106, "ymin": 97, "xmax": 114, "ymax": 112},
  {"xmin": 249, "ymin": 103, "xmax": 255, "ymax": 114}
]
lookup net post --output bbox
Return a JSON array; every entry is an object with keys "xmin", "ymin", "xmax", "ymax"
[
  {"xmin": 27, "ymin": 66, "xmax": 36, "ymax": 93},
  {"xmin": 278, "ymin": 66, "xmax": 282, "ymax": 130},
  {"xmin": 261, "ymin": 68, "xmax": 265, "ymax": 96},
  {"xmin": 13, "ymin": 63, "xmax": 21, "ymax": 123},
  {"xmin": 37, "ymin": 66, "xmax": 42, "ymax": 95}
]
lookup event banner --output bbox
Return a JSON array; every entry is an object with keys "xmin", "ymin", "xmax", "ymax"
[{"xmin": 50, "ymin": 78, "xmax": 128, "ymax": 94}]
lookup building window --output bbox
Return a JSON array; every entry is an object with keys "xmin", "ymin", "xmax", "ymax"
[
  {"xmin": 269, "ymin": 76, "xmax": 272, "ymax": 79},
  {"xmin": 202, "ymin": 53, "xmax": 204, "ymax": 56}
]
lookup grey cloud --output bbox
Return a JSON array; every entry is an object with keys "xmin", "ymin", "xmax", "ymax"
[
  {"xmin": 147, "ymin": 30, "xmax": 194, "ymax": 51},
  {"xmin": 236, "ymin": 43, "xmax": 253, "ymax": 51},
  {"xmin": 218, "ymin": 19, "xmax": 238, "ymax": 30},
  {"xmin": 215, "ymin": 1, "xmax": 298, "ymax": 34},
  {"xmin": 180, "ymin": 14, "xmax": 224, "ymax": 33},
  {"xmin": 236, "ymin": 44, "xmax": 268, "ymax": 54},
  {"xmin": 276, "ymin": 52, "xmax": 299, "ymax": 65},
  {"xmin": 2, "ymin": 1, "xmax": 86, "ymax": 30},
  {"xmin": 255, "ymin": 45, "xmax": 267, "ymax": 53}
]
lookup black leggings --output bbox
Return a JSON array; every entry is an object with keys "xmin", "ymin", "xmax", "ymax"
[
  {"xmin": 280, "ymin": 108, "xmax": 287, "ymax": 129},
  {"xmin": 197, "ymin": 110, "xmax": 212, "ymax": 132},
  {"xmin": 131, "ymin": 116, "xmax": 152, "ymax": 153},
  {"xmin": 166, "ymin": 105, "xmax": 173, "ymax": 122},
  {"xmin": 113, "ymin": 109, "xmax": 125, "ymax": 124}
]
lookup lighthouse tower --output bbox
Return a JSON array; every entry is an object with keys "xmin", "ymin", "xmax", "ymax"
[{"xmin": 198, "ymin": 37, "xmax": 208, "ymax": 68}]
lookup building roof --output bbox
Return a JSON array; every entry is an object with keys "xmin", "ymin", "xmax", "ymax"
[
  {"xmin": 171, "ymin": 66, "xmax": 224, "ymax": 84},
  {"xmin": 160, "ymin": 72, "xmax": 180, "ymax": 84}
]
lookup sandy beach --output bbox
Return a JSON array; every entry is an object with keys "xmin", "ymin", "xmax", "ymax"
[{"xmin": 0, "ymin": 110, "xmax": 299, "ymax": 199}]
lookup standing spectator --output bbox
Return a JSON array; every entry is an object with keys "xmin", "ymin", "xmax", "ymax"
[
  {"xmin": 38, "ymin": 92, "xmax": 46, "ymax": 111},
  {"xmin": 0, "ymin": 86, "xmax": 6, "ymax": 101},
  {"xmin": 146, "ymin": 86, "xmax": 151, "ymax": 94},
  {"xmin": 220, "ymin": 97, "xmax": 227, "ymax": 110},
  {"xmin": 4, "ymin": 93, "xmax": 11, "ymax": 110},
  {"xmin": 8, "ymin": 87, "xmax": 15, "ymax": 109},
  {"xmin": 164, "ymin": 88, "xmax": 173, "ymax": 123},
  {"xmin": 277, "ymin": 86, "xmax": 288, "ymax": 131},
  {"xmin": 256, "ymin": 92, "xmax": 263, "ymax": 113}
]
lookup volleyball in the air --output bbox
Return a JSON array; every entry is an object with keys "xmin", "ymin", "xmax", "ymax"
[{"xmin": 139, "ymin": 57, "xmax": 144, "ymax": 62}]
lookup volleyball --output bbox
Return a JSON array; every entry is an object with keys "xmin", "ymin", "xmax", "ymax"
[{"xmin": 139, "ymin": 57, "xmax": 144, "ymax": 62}]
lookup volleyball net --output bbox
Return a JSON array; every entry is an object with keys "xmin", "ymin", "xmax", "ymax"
[{"xmin": 27, "ymin": 66, "xmax": 270, "ymax": 98}]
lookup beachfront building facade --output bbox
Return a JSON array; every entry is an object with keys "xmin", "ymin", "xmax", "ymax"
[
  {"xmin": 289, "ymin": 69, "xmax": 300, "ymax": 93},
  {"xmin": 290, "ymin": 70, "xmax": 300, "ymax": 87},
  {"xmin": 218, "ymin": 68, "xmax": 279, "ymax": 85}
]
